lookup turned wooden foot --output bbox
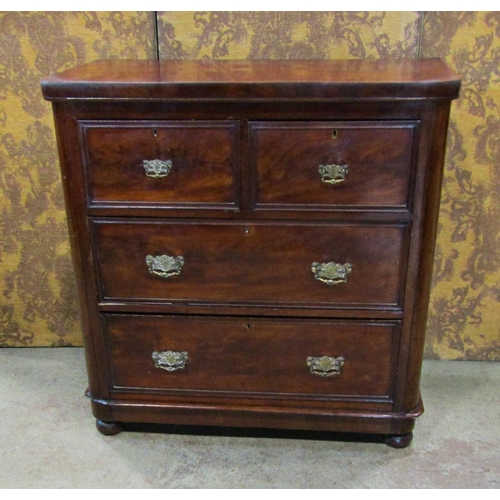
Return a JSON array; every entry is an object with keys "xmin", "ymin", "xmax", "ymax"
[
  {"xmin": 96, "ymin": 419, "xmax": 122, "ymax": 436},
  {"xmin": 384, "ymin": 432, "xmax": 413, "ymax": 448}
]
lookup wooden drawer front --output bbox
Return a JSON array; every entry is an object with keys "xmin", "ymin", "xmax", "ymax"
[
  {"xmin": 93, "ymin": 220, "xmax": 407, "ymax": 309},
  {"xmin": 81, "ymin": 121, "xmax": 239, "ymax": 208},
  {"xmin": 251, "ymin": 121, "xmax": 417, "ymax": 210},
  {"xmin": 104, "ymin": 315, "xmax": 398, "ymax": 399}
]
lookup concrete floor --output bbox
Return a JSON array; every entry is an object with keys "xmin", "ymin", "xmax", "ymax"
[{"xmin": 0, "ymin": 348, "xmax": 499, "ymax": 488}]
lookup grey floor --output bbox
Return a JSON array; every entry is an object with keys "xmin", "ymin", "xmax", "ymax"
[{"xmin": 0, "ymin": 348, "xmax": 499, "ymax": 488}]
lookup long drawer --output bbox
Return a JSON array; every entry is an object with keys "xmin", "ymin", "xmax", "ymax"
[
  {"xmin": 103, "ymin": 314, "xmax": 399, "ymax": 400},
  {"xmin": 92, "ymin": 219, "xmax": 408, "ymax": 309},
  {"xmin": 80, "ymin": 120, "xmax": 239, "ymax": 208},
  {"xmin": 251, "ymin": 121, "xmax": 418, "ymax": 211}
]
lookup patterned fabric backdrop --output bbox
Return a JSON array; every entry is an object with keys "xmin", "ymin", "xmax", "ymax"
[
  {"xmin": 422, "ymin": 13, "xmax": 500, "ymax": 360},
  {"xmin": 0, "ymin": 11, "xmax": 499, "ymax": 359},
  {"xmin": 157, "ymin": 12, "xmax": 421, "ymax": 59},
  {"xmin": 0, "ymin": 12, "xmax": 156, "ymax": 346}
]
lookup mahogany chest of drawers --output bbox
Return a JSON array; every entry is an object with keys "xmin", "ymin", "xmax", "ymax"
[{"xmin": 42, "ymin": 59, "xmax": 460, "ymax": 447}]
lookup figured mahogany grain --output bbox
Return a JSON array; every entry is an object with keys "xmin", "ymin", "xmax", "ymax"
[
  {"xmin": 82, "ymin": 120, "xmax": 239, "ymax": 207},
  {"xmin": 252, "ymin": 121, "xmax": 416, "ymax": 210},
  {"xmin": 41, "ymin": 59, "xmax": 461, "ymax": 100},
  {"xmin": 92, "ymin": 220, "xmax": 407, "ymax": 308},
  {"xmin": 104, "ymin": 314, "xmax": 398, "ymax": 399},
  {"xmin": 41, "ymin": 59, "xmax": 460, "ymax": 445}
]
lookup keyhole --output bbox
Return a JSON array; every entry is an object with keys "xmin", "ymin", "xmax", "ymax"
[
  {"xmin": 332, "ymin": 130, "xmax": 338, "ymax": 140},
  {"xmin": 243, "ymin": 226, "xmax": 250, "ymax": 234},
  {"xmin": 153, "ymin": 128, "xmax": 158, "ymax": 138},
  {"xmin": 246, "ymin": 323, "xmax": 251, "ymax": 330}
]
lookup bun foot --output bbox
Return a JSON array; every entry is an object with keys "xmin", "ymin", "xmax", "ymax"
[
  {"xmin": 384, "ymin": 432, "xmax": 413, "ymax": 449},
  {"xmin": 96, "ymin": 419, "xmax": 122, "ymax": 436}
]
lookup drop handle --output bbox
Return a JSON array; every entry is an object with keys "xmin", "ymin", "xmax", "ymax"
[
  {"xmin": 311, "ymin": 261, "xmax": 352, "ymax": 285},
  {"xmin": 146, "ymin": 254, "xmax": 184, "ymax": 279},
  {"xmin": 143, "ymin": 159, "xmax": 172, "ymax": 178},
  {"xmin": 152, "ymin": 351, "xmax": 188, "ymax": 371},
  {"xmin": 318, "ymin": 164, "xmax": 348, "ymax": 185},
  {"xmin": 307, "ymin": 356, "xmax": 345, "ymax": 377}
]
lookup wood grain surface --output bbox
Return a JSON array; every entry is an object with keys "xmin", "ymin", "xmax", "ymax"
[{"xmin": 42, "ymin": 58, "xmax": 459, "ymax": 443}]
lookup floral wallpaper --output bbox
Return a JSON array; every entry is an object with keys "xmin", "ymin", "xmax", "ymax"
[
  {"xmin": 157, "ymin": 12, "xmax": 421, "ymax": 60},
  {"xmin": 0, "ymin": 11, "xmax": 499, "ymax": 360},
  {"xmin": 0, "ymin": 12, "xmax": 156, "ymax": 346},
  {"xmin": 422, "ymin": 13, "xmax": 500, "ymax": 360}
]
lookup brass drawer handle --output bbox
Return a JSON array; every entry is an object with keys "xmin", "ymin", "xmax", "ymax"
[
  {"xmin": 319, "ymin": 164, "xmax": 348, "ymax": 185},
  {"xmin": 307, "ymin": 356, "xmax": 345, "ymax": 377},
  {"xmin": 311, "ymin": 261, "xmax": 352, "ymax": 285},
  {"xmin": 143, "ymin": 159, "xmax": 172, "ymax": 178},
  {"xmin": 146, "ymin": 254, "xmax": 184, "ymax": 278},
  {"xmin": 152, "ymin": 351, "xmax": 188, "ymax": 371}
]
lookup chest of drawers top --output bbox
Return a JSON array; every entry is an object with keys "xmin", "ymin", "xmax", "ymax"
[{"xmin": 41, "ymin": 58, "xmax": 460, "ymax": 101}]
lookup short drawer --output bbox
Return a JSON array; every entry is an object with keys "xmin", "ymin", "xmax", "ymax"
[
  {"xmin": 251, "ymin": 121, "xmax": 418, "ymax": 210},
  {"xmin": 92, "ymin": 220, "xmax": 408, "ymax": 309},
  {"xmin": 104, "ymin": 314, "xmax": 399, "ymax": 400},
  {"xmin": 80, "ymin": 121, "xmax": 239, "ymax": 209}
]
